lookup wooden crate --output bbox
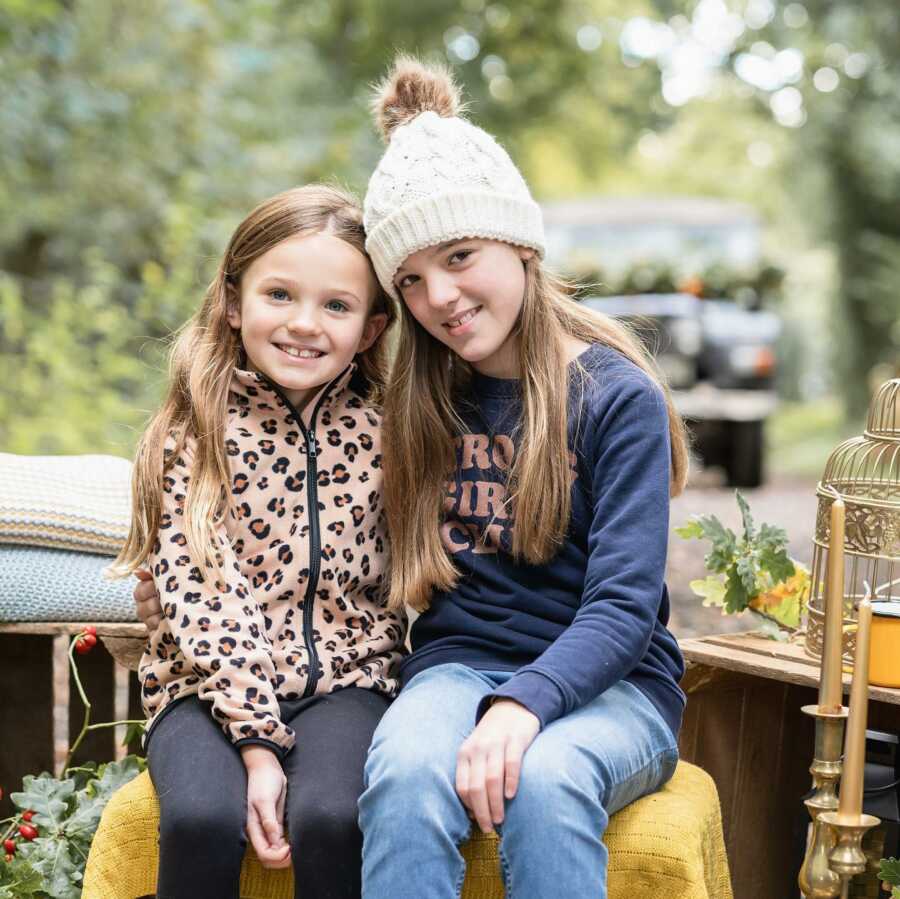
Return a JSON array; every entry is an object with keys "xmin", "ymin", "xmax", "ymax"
[
  {"xmin": 0, "ymin": 622, "xmax": 146, "ymax": 818},
  {"xmin": 679, "ymin": 632, "xmax": 900, "ymax": 899}
]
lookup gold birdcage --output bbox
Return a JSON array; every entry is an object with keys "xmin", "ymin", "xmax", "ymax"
[{"xmin": 806, "ymin": 379, "xmax": 900, "ymax": 661}]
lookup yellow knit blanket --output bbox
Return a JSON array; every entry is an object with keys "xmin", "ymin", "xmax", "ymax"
[{"xmin": 83, "ymin": 760, "xmax": 731, "ymax": 898}]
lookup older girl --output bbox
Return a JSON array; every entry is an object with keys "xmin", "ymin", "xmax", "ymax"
[
  {"xmin": 116, "ymin": 184, "xmax": 406, "ymax": 899},
  {"xmin": 356, "ymin": 57, "xmax": 689, "ymax": 899}
]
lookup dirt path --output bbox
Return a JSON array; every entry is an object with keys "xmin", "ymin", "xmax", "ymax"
[{"xmin": 667, "ymin": 469, "xmax": 819, "ymax": 638}]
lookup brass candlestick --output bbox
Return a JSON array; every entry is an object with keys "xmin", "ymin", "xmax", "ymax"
[
  {"xmin": 800, "ymin": 483, "xmax": 850, "ymax": 899},
  {"xmin": 798, "ymin": 705, "xmax": 848, "ymax": 897},
  {"xmin": 817, "ymin": 811, "xmax": 880, "ymax": 899}
]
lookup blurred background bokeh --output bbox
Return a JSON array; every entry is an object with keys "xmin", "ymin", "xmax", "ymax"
[{"xmin": 2, "ymin": 0, "xmax": 898, "ymax": 634}]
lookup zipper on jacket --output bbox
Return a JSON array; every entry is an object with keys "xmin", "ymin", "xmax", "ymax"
[{"xmin": 265, "ymin": 368, "xmax": 349, "ymax": 698}]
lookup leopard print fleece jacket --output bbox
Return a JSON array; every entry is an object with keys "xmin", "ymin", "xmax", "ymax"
[{"xmin": 138, "ymin": 363, "xmax": 407, "ymax": 759}]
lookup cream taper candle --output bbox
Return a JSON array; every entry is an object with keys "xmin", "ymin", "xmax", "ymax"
[
  {"xmin": 820, "ymin": 495, "xmax": 846, "ymax": 711},
  {"xmin": 838, "ymin": 598, "xmax": 872, "ymax": 822}
]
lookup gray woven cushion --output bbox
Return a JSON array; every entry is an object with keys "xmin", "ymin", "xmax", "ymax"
[{"xmin": 0, "ymin": 545, "xmax": 138, "ymax": 622}]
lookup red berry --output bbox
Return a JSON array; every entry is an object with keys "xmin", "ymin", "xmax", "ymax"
[
  {"xmin": 3, "ymin": 839, "xmax": 14, "ymax": 854},
  {"xmin": 18, "ymin": 824, "xmax": 37, "ymax": 841},
  {"xmin": 83, "ymin": 625, "xmax": 97, "ymax": 637},
  {"xmin": 21, "ymin": 810, "xmax": 33, "ymax": 822},
  {"xmin": 74, "ymin": 634, "xmax": 96, "ymax": 654}
]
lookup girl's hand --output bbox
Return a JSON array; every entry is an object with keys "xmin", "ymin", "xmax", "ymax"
[
  {"xmin": 133, "ymin": 569, "xmax": 164, "ymax": 635},
  {"xmin": 241, "ymin": 746, "xmax": 292, "ymax": 869},
  {"xmin": 455, "ymin": 699, "xmax": 540, "ymax": 834}
]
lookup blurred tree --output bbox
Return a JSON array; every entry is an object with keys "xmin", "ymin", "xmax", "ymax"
[
  {"xmin": 2, "ymin": 0, "xmax": 895, "ymax": 451},
  {"xmin": 719, "ymin": 0, "xmax": 900, "ymax": 415},
  {"xmin": 0, "ymin": 0, "xmax": 671, "ymax": 454}
]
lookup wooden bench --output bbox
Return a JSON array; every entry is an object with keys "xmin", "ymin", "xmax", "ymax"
[{"xmin": 84, "ymin": 761, "xmax": 732, "ymax": 898}]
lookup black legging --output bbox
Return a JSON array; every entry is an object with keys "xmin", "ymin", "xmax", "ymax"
[{"xmin": 146, "ymin": 687, "xmax": 390, "ymax": 899}]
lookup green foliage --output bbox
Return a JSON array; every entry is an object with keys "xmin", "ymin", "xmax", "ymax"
[
  {"xmin": 724, "ymin": 0, "xmax": 900, "ymax": 414},
  {"xmin": 879, "ymin": 856, "xmax": 900, "ymax": 886},
  {"xmin": 0, "ymin": 757, "xmax": 145, "ymax": 898},
  {"xmin": 575, "ymin": 260, "xmax": 785, "ymax": 307},
  {"xmin": 676, "ymin": 490, "xmax": 809, "ymax": 632},
  {"xmin": 1, "ymin": 0, "xmax": 896, "ymax": 450},
  {"xmin": 0, "ymin": 0, "xmax": 667, "ymax": 455}
]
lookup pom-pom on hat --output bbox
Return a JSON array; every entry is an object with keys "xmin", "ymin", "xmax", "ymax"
[{"xmin": 364, "ymin": 55, "xmax": 545, "ymax": 299}]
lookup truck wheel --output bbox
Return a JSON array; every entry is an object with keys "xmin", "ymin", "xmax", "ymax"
[{"xmin": 726, "ymin": 420, "xmax": 764, "ymax": 488}]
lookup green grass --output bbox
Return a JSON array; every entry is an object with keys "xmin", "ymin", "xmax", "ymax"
[{"xmin": 767, "ymin": 397, "xmax": 865, "ymax": 480}]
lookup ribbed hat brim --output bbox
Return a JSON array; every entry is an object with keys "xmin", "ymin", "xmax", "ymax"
[{"xmin": 365, "ymin": 191, "xmax": 545, "ymax": 299}]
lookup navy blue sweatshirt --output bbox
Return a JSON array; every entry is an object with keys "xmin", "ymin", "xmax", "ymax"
[{"xmin": 400, "ymin": 343, "xmax": 686, "ymax": 739}]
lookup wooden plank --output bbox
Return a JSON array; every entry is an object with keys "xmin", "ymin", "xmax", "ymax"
[
  {"xmin": 0, "ymin": 622, "xmax": 144, "ymax": 637},
  {"xmin": 0, "ymin": 623, "xmax": 148, "ymax": 671},
  {"xmin": 679, "ymin": 635, "xmax": 900, "ymax": 706},
  {"xmin": 0, "ymin": 634, "xmax": 55, "ymax": 818}
]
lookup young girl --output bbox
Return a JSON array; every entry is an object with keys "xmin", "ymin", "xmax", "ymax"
[
  {"xmin": 355, "ymin": 57, "xmax": 691, "ymax": 898},
  {"xmin": 115, "ymin": 184, "xmax": 406, "ymax": 899}
]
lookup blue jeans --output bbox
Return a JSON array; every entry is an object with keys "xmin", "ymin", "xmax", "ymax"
[{"xmin": 359, "ymin": 663, "xmax": 679, "ymax": 899}]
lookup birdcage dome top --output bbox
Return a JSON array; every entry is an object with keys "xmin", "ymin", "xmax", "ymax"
[{"xmin": 820, "ymin": 379, "xmax": 900, "ymax": 506}]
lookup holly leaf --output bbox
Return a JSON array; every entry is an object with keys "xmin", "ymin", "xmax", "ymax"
[
  {"xmin": 688, "ymin": 576, "xmax": 727, "ymax": 608},
  {"xmin": 676, "ymin": 514, "xmax": 738, "ymax": 573},
  {"xmin": 756, "ymin": 521, "xmax": 789, "ymax": 552},
  {"xmin": 66, "ymin": 756, "xmax": 144, "ymax": 841},
  {"xmin": 736, "ymin": 490, "xmax": 755, "ymax": 542},
  {"xmin": 674, "ymin": 519, "xmax": 705, "ymax": 539},
  {"xmin": 121, "ymin": 721, "xmax": 146, "ymax": 747},
  {"xmin": 724, "ymin": 567, "xmax": 751, "ymax": 614},
  {"xmin": 65, "ymin": 763, "xmax": 98, "ymax": 793},
  {"xmin": 0, "ymin": 854, "xmax": 43, "ymax": 897},
  {"xmin": 758, "ymin": 544, "xmax": 795, "ymax": 585},
  {"xmin": 746, "ymin": 609, "xmax": 790, "ymax": 641},
  {"xmin": 11, "ymin": 774, "xmax": 75, "ymax": 829},
  {"xmin": 736, "ymin": 553, "xmax": 757, "ymax": 596},
  {"xmin": 703, "ymin": 520, "xmax": 738, "ymax": 571},
  {"xmin": 879, "ymin": 857, "xmax": 900, "ymax": 886},
  {"xmin": 16, "ymin": 837, "xmax": 81, "ymax": 899},
  {"xmin": 90, "ymin": 756, "xmax": 144, "ymax": 803}
]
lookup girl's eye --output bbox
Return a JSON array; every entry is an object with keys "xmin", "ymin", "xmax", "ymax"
[
  {"xmin": 448, "ymin": 249, "xmax": 472, "ymax": 265},
  {"xmin": 269, "ymin": 288, "xmax": 290, "ymax": 301},
  {"xmin": 326, "ymin": 299, "xmax": 348, "ymax": 312},
  {"xmin": 397, "ymin": 274, "xmax": 418, "ymax": 291}
]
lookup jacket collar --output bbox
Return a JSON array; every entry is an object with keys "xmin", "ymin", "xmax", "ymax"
[{"xmin": 229, "ymin": 362, "xmax": 357, "ymax": 414}]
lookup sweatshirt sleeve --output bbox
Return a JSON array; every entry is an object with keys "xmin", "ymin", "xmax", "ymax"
[
  {"xmin": 149, "ymin": 439, "xmax": 295, "ymax": 759},
  {"xmin": 477, "ymin": 374, "xmax": 671, "ymax": 729}
]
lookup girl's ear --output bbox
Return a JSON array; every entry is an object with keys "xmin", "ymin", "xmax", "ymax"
[
  {"xmin": 517, "ymin": 246, "xmax": 536, "ymax": 262},
  {"xmin": 225, "ymin": 282, "xmax": 242, "ymax": 330},
  {"xmin": 357, "ymin": 313, "xmax": 389, "ymax": 354}
]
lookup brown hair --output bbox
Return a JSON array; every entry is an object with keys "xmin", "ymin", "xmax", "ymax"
[
  {"xmin": 372, "ymin": 57, "xmax": 690, "ymax": 612},
  {"xmin": 112, "ymin": 184, "xmax": 395, "ymax": 580}
]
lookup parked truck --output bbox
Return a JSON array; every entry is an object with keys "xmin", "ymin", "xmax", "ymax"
[{"xmin": 543, "ymin": 196, "xmax": 780, "ymax": 487}]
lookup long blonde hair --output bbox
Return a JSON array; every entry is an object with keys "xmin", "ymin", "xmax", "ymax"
[
  {"xmin": 383, "ymin": 258, "xmax": 691, "ymax": 612},
  {"xmin": 113, "ymin": 184, "xmax": 395, "ymax": 581},
  {"xmin": 370, "ymin": 55, "xmax": 690, "ymax": 611}
]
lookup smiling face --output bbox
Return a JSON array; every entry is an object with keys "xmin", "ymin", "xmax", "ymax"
[
  {"xmin": 394, "ymin": 238, "xmax": 535, "ymax": 379},
  {"xmin": 228, "ymin": 231, "xmax": 386, "ymax": 411}
]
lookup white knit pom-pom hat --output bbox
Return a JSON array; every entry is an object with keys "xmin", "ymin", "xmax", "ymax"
[{"xmin": 364, "ymin": 62, "xmax": 545, "ymax": 300}]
